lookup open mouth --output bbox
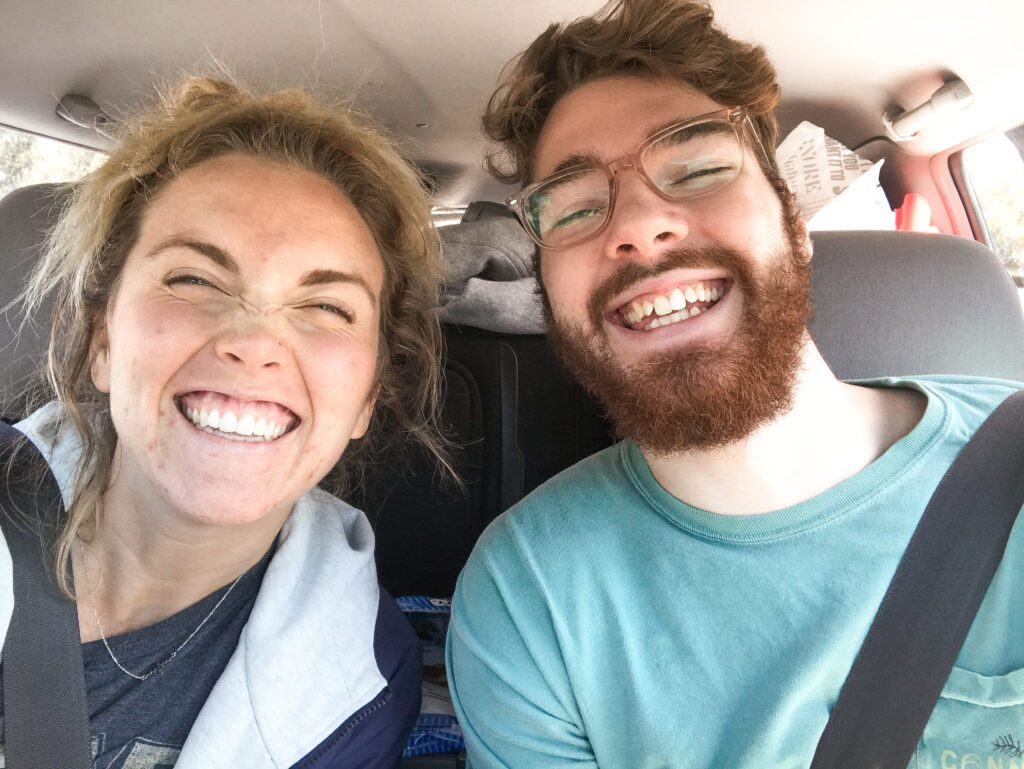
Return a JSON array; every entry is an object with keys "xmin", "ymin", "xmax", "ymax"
[
  {"xmin": 174, "ymin": 391, "xmax": 300, "ymax": 443},
  {"xmin": 616, "ymin": 278, "xmax": 729, "ymax": 331}
]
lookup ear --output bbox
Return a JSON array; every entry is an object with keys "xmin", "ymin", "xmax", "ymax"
[
  {"xmin": 89, "ymin": 320, "xmax": 111, "ymax": 394},
  {"xmin": 350, "ymin": 390, "xmax": 376, "ymax": 440}
]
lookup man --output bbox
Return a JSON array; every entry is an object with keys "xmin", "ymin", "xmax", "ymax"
[{"xmin": 446, "ymin": 0, "xmax": 1024, "ymax": 767}]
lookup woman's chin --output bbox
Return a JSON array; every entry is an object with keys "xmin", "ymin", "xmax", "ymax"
[{"xmin": 164, "ymin": 489, "xmax": 293, "ymax": 529}]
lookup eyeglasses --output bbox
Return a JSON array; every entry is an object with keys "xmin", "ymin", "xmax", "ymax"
[{"xmin": 507, "ymin": 108, "xmax": 756, "ymax": 251}]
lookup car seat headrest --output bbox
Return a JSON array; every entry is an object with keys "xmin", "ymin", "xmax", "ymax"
[
  {"xmin": 808, "ymin": 230, "xmax": 1024, "ymax": 380},
  {"xmin": 0, "ymin": 183, "xmax": 67, "ymax": 420}
]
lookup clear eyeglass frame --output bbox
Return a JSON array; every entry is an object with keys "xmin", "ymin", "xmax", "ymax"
[{"xmin": 506, "ymin": 107, "xmax": 761, "ymax": 251}]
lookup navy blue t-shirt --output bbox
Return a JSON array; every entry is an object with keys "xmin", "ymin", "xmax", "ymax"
[{"xmin": 0, "ymin": 545, "xmax": 272, "ymax": 768}]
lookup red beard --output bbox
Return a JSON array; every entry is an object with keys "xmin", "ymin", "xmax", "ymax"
[{"xmin": 545, "ymin": 187, "xmax": 813, "ymax": 454}]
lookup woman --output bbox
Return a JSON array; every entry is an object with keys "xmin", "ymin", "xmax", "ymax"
[{"xmin": 1, "ymin": 76, "xmax": 449, "ymax": 767}]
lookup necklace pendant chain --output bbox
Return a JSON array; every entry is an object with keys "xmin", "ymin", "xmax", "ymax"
[{"xmin": 78, "ymin": 540, "xmax": 244, "ymax": 681}]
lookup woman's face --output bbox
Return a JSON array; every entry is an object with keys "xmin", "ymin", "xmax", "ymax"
[{"xmin": 90, "ymin": 153, "xmax": 385, "ymax": 528}]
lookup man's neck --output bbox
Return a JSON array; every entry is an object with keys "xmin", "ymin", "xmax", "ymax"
[{"xmin": 644, "ymin": 343, "xmax": 927, "ymax": 516}]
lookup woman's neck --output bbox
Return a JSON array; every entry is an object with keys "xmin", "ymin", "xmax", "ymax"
[{"xmin": 74, "ymin": 476, "xmax": 285, "ymax": 641}]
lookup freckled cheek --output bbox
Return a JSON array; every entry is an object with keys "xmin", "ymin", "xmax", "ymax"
[
  {"xmin": 300, "ymin": 339, "xmax": 378, "ymax": 432},
  {"xmin": 148, "ymin": 304, "xmax": 213, "ymax": 336},
  {"xmin": 309, "ymin": 334, "xmax": 378, "ymax": 382}
]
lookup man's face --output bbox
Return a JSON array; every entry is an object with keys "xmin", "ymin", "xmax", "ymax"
[{"xmin": 532, "ymin": 75, "xmax": 813, "ymax": 454}]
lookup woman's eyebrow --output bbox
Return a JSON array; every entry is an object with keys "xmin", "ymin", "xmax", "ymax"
[
  {"xmin": 147, "ymin": 237, "xmax": 240, "ymax": 273},
  {"xmin": 146, "ymin": 238, "xmax": 376, "ymax": 306},
  {"xmin": 299, "ymin": 269, "xmax": 377, "ymax": 308}
]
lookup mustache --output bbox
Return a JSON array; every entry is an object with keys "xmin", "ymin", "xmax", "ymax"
[{"xmin": 588, "ymin": 243, "xmax": 750, "ymax": 326}]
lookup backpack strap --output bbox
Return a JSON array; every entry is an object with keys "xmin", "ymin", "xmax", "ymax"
[
  {"xmin": 812, "ymin": 388, "xmax": 1024, "ymax": 769},
  {"xmin": 0, "ymin": 422, "xmax": 92, "ymax": 769}
]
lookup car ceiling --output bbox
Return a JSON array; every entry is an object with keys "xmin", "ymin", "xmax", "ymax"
[{"xmin": 2, "ymin": 0, "xmax": 1022, "ymax": 206}]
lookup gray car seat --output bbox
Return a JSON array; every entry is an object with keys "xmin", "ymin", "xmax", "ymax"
[
  {"xmin": 3, "ymin": 183, "xmax": 1024, "ymax": 597},
  {"xmin": 0, "ymin": 183, "xmax": 63, "ymax": 421},
  {"xmin": 807, "ymin": 229, "xmax": 1024, "ymax": 381}
]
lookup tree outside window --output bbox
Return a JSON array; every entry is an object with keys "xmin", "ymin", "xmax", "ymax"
[
  {"xmin": 0, "ymin": 124, "xmax": 104, "ymax": 199},
  {"xmin": 962, "ymin": 126, "xmax": 1024, "ymax": 291}
]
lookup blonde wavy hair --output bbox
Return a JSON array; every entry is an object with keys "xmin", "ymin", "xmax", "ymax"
[
  {"xmin": 20, "ymin": 76, "xmax": 450, "ymax": 594},
  {"xmin": 483, "ymin": 0, "xmax": 783, "ymax": 186}
]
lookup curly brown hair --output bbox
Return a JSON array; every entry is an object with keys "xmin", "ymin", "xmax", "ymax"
[
  {"xmin": 483, "ymin": 0, "xmax": 783, "ymax": 186},
  {"xmin": 21, "ymin": 76, "xmax": 451, "ymax": 594}
]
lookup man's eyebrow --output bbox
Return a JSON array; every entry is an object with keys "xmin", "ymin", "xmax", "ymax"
[
  {"xmin": 548, "ymin": 152, "xmax": 602, "ymax": 178},
  {"xmin": 299, "ymin": 269, "xmax": 378, "ymax": 308},
  {"xmin": 543, "ymin": 117, "xmax": 733, "ymax": 179},
  {"xmin": 546, "ymin": 120, "xmax": 693, "ymax": 176},
  {"xmin": 147, "ymin": 237, "xmax": 240, "ymax": 273}
]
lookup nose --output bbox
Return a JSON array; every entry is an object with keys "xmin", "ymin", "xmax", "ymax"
[
  {"xmin": 600, "ymin": 171, "xmax": 690, "ymax": 262},
  {"xmin": 213, "ymin": 317, "xmax": 286, "ymax": 373}
]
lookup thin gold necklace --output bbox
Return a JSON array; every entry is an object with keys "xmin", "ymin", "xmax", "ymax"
[{"xmin": 77, "ymin": 540, "xmax": 244, "ymax": 682}]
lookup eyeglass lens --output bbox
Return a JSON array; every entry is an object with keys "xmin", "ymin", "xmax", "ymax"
[{"xmin": 524, "ymin": 119, "xmax": 743, "ymax": 249}]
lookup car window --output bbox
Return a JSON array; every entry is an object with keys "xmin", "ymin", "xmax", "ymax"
[
  {"xmin": 961, "ymin": 124, "xmax": 1024, "ymax": 304},
  {"xmin": 0, "ymin": 124, "xmax": 105, "ymax": 199}
]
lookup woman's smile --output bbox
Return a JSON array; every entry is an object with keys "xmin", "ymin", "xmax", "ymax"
[{"xmin": 175, "ymin": 391, "xmax": 300, "ymax": 442}]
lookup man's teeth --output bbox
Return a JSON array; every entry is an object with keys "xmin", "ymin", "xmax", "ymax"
[
  {"xmin": 622, "ymin": 280, "xmax": 723, "ymax": 329},
  {"xmin": 184, "ymin": 407, "xmax": 288, "ymax": 440},
  {"xmin": 649, "ymin": 306, "xmax": 704, "ymax": 329}
]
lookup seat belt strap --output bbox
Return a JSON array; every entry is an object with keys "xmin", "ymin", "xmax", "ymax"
[
  {"xmin": 811, "ymin": 388, "xmax": 1024, "ymax": 769},
  {"xmin": 0, "ymin": 423, "xmax": 92, "ymax": 769}
]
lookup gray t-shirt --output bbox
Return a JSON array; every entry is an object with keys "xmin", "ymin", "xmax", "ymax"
[{"xmin": 0, "ymin": 545, "xmax": 272, "ymax": 768}]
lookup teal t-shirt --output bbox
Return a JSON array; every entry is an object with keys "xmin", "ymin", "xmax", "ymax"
[{"xmin": 447, "ymin": 376, "xmax": 1024, "ymax": 769}]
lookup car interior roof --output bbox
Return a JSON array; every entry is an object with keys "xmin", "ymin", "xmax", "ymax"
[{"xmin": 2, "ymin": 0, "xmax": 1023, "ymax": 206}]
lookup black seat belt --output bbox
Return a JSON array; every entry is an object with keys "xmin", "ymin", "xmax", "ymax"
[
  {"xmin": 812, "ymin": 388, "xmax": 1024, "ymax": 769},
  {"xmin": 0, "ymin": 423, "xmax": 92, "ymax": 769}
]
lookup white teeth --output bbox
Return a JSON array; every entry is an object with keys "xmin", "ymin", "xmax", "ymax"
[
  {"xmin": 649, "ymin": 308, "xmax": 690, "ymax": 329},
  {"xmin": 219, "ymin": 411, "xmax": 238, "ymax": 433},
  {"xmin": 182, "ymin": 402, "xmax": 291, "ymax": 441},
  {"xmin": 621, "ymin": 280, "xmax": 724, "ymax": 329},
  {"xmin": 235, "ymin": 414, "xmax": 255, "ymax": 436},
  {"xmin": 669, "ymin": 288, "xmax": 685, "ymax": 311}
]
